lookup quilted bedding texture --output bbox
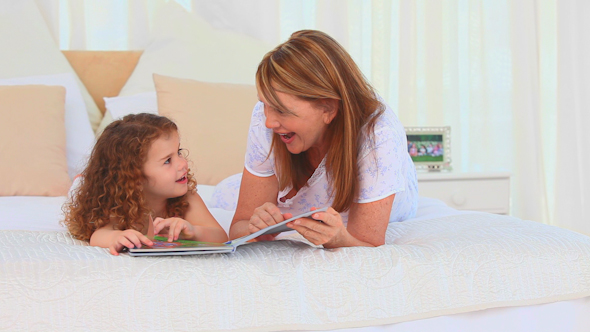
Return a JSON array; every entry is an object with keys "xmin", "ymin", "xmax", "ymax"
[{"xmin": 1, "ymin": 213, "xmax": 590, "ymax": 332}]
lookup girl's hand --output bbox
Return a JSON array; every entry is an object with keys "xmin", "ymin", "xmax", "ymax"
[
  {"xmin": 248, "ymin": 202, "xmax": 292, "ymax": 242},
  {"xmin": 286, "ymin": 207, "xmax": 348, "ymax": 248},
  {"xmin": 110, "ymin": 229, "xmax": 153, "ymax": 256},
  {"xmin": 153, "ymin": 217, "xmax": 196, "ymax": 242}
]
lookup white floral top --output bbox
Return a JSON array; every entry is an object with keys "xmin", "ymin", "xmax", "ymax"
[{"xmin": 211, "ymin": 101, "xmax": 418, "ymax": 224}]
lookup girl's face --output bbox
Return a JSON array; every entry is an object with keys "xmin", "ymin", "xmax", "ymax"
[
  {"xmin": 261, "ymin": 91, "xmax": 337, "ymax": 157},
  {"xmin": 142, "ymin": 131, "xmax": 189, "ymax": 202}
]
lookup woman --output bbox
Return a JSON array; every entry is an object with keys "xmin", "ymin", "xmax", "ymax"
[{"xmin": 228, "ymin": 30, "xmax": 418, "ymax": 248}]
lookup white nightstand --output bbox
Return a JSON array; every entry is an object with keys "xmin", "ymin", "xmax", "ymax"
[{"xmin": 417, "ymin": 171, "xmax": 511, "ymax": 214}]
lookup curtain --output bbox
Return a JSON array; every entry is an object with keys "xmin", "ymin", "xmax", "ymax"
[
  {"xmin": 554, "ymin": 0, "xmax": 590, "ymax": 234},
  {"xmin": 33, "ymin": 0, "xmax": 589, "ymax": 234}
]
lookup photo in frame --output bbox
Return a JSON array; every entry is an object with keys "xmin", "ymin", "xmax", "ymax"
[{"xmin": 405, "ymin": 126, "xmax": 452, "ymax": 171}]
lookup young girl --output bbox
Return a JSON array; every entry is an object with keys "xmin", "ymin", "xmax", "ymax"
[{"xmin": 63, "ymin": 113, "xmax": 228, "ymax": 255}]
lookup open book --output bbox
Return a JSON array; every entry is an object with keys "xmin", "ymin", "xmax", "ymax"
[{"xmin": 128, "ymin": 207, "xmax": 328, "ymax": 256}]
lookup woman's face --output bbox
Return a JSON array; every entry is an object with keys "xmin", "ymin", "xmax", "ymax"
[{"xmin": 260, "ymin": 91, "xmax": 336, "ymax": 157}]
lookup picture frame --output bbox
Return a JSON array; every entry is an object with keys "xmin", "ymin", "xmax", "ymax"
[{"xmin": 405, "ymin": 126, "xmax": 452, "ymax": 171}]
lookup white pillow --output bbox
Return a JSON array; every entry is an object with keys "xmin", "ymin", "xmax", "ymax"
[
  {"xmin": 0, "ymin": 73, "xmax": 95, "ymax": 179},
  {"xmin": 105, "ymin": 91, "xmax": 158, "ymax": 120},
  {"xmin": 95, "ymin": 92, "xmax": 159, "ymax": 135},
  {"xmin": 0, "ymin": 0, "xmax": 102, "ymax": 132},
  {"xmin": 118, "ymin": 1, "xmax": 272, "ymax": 96}
]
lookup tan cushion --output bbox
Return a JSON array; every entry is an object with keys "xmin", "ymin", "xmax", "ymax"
[
  {"xmin": 0, "ymin": 85, "xmax": 71, "ymax": 196},
  {"xmin": 154, "ymin": 74, "xmax": 257, "ymax": 185}
]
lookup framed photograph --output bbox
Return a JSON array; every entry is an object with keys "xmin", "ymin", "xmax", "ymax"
[{"xmin": 405, "ymin": 126, "xmax": 452, "ymax": 171}]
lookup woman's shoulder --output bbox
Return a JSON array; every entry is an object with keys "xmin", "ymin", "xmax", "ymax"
[
  {"xmin": 373, "ymin": 99, "xmax": 404, "ymax": 134},
  {"xmin": 249, "ymin": 101, "xmax": 266, "ymax": 127},
  {"xmin": 247, "ymin": 101, "xmax": 274, "ymax": 145},
  {"xmin": 362, "ymin": 99, "xmax": 404, "ymax": 144},
  {"xmin": 355, "ymin": 99, "xmax": 408, "ymax": 161}
]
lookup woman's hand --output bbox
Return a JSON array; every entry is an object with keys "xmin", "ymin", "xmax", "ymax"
[
  {"xmin": 248, "ymin": 202, "xmax": 293, "ymax": 242},
  {"xmin": 109, "ymin": 229, "xmax": 153, "ymax": 256},
  {"xmin": 153, "ymin": 217, "xmax": 197, "ymax": 242},
  {"xmin": 286, "ymin": 207, "xmax": 348, "ymax": 248}
]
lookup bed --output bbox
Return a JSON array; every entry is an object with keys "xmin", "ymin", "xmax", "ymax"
[
  {"xmin": 1, "ymin": 1, "xmax": 590, "ymax": 331},
  {"xmin": 2, "ymin": 192, "xmax": 590, "ymax": 332}
]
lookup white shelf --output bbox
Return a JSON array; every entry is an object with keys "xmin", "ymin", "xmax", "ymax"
[{"xmin": 417, "ymin": 171, "xmax": 511, "ymax": 214}]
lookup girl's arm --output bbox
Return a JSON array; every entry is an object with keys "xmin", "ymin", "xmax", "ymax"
[
  {"xmin": 176, "ymin": 191, "xmax": 229, "ymax": 243},
  {"xmin": 90, "ymin": 223, "xmax": 153, "ymax": 256}
]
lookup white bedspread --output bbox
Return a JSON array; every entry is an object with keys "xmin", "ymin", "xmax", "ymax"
[{"xmin": 1, "ymin": 213, "xmax": 589, "ymax": 332}]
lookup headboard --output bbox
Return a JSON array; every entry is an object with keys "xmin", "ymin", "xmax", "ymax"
[{"xmin": 62, "ymin": 51, "xmax": 142, "ymax": 115}]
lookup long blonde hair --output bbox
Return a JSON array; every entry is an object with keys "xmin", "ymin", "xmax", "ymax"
[{"xmin": 256, "ymin": 30, "xmax": 383, "ymax": 212}]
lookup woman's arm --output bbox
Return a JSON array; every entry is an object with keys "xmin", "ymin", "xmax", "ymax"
[
  {"xmin": 339, "ymin": 193, "xmax": 395, "ymax": 247},
  {"xmin": 229, "ymin": 168, "xmax": 281, "ymax": 240},
  {"xmin": 286, "ymin": 193, "xmax": 395, "ymax": 248}
]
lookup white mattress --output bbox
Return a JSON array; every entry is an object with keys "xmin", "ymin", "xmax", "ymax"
[{"xmin": 1, "ymin": 187, "xmax": 589, "ymax": 332}]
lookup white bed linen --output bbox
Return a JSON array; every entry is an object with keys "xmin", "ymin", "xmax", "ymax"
[
  {"xmin": 0, "ymin": 191, "xmax": 461, "ymax": 233},
  {"xmin": 0, "ymin": 184, "xmax": 218, "ymax": 232},
  {"xmin": 1, "ymin": 188, "xmax": 589, "ymax": 332},
  {"xmin": 0, "ymin": 196, "xmax": 67, "ymax": 232}
]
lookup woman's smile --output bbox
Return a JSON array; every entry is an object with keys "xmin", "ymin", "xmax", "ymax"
[
  {"xmin": 278, "ymin": 132, "xmax": 296, "ymax": 144},
  {"xmin": 261, "ymin": 91, "xmax": 335, "ymax": 156}
]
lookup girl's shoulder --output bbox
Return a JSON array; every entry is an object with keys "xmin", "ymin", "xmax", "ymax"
[
  {"xmin": 184, "ymin": 189, "xmax": 204, "ymax": 205},
  {"xmin": 171, "ymin": 189, "xmax": 207, "ymax": 219}
]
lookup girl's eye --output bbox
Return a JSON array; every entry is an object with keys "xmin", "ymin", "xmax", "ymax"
[
  {"xmin": 164, "ymin": 158, "xmax": 171, "ymax": 165},
  {"xmin": 178, "ymin": 148, "xmax": 188, "ymax": 158}
]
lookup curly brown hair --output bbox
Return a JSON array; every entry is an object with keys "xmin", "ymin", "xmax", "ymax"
[{"xmin": 62, "ymin": 113, "xmax": 197, "ymax": 241}]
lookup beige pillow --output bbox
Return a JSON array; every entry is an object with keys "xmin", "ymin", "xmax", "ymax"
[
  {"xmin": 154, "ymin": 74, "xmax": 258, "ymax": 185},
  {"xmin": 0, "ymin": 85, "xmax": 71, "ymax": 196}
]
